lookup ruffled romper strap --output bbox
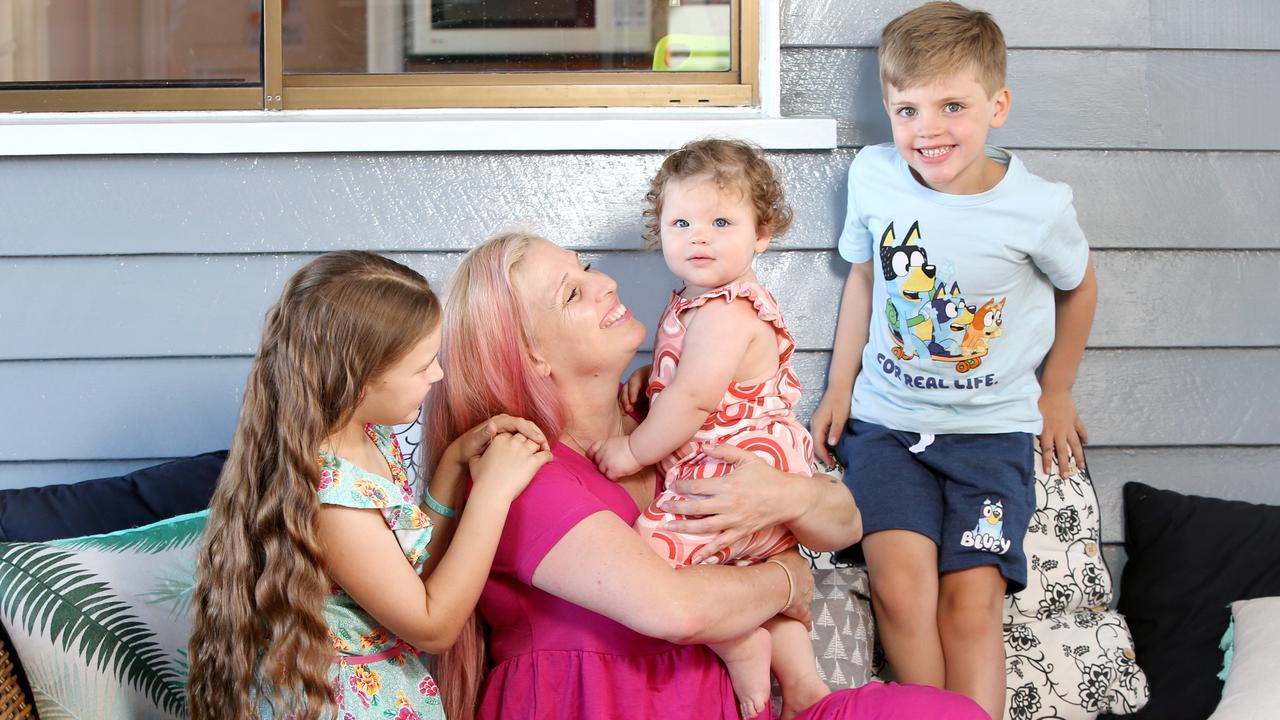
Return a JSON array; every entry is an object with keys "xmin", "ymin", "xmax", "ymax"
[{"xmin": 673, "ymin": 281, "xmax": 797, "ymax": 356}]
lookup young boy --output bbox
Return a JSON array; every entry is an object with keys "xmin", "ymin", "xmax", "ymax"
[{"xmin": 810, "ymin": 3, "xmax": 1098, "ymax": 719}]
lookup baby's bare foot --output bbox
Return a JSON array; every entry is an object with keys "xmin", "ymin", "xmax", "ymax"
[{"xmin": 718, "ymin": 628, "xmax": 772, "ymax": 719}]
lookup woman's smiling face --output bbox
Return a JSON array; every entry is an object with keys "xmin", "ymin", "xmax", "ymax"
[{"xmin": 514, "ymin": 239, "xmax": 647, "ymax": 382}]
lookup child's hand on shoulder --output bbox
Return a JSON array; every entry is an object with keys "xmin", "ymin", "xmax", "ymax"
[
  {"xmin": 452, "ymin": 414, "xmax": 549, "ymax": 465},
  {"xmin": 468, "ymin": 431, "xmax": 553, "ymax": 505},
  {"xmin": 1038, "ymin": 389, "xmax": 1088, "ymax": 476},
  {"xmin": 588, "ymin": 435, "xmax": 643, "ymax": 480}
]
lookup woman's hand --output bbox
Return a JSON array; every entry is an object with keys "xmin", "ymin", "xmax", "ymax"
[
  {"xmin": 619, "ymin": 364, "xmax": 652, "ymax": 415},
  {"xmin": 450, "ymin": 413, "xmax": 549, "ymax": 466},
  {"xmin": 661, "ymin": 444, "xmax": 861, "ymax": 562},
  {"xmin": 770, "ymin": 550, "xmax": 815, "ymax": 627},
  {"xmin": 1038, "ymin": 389, "xmax": 1088, "ymax": 476},
  {"xmin": 468, "ymin": 432, "xmax": 553, "ymax": 506},
  {"xmin": 660, "ymin": 444, "xmax": 794, "ymax": 564},
  {"xmin": 588, "ymin": 435, "xmax": 643, "ymax": 480}
]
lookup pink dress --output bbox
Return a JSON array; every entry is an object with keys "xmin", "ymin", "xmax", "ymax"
[
  {"xmin": 636, "ymin": 281, "xmax": 815, "ymax": 567},
  {"xmin": 476, "ymin": 444, "xmax": 989, "ymax": 720}
]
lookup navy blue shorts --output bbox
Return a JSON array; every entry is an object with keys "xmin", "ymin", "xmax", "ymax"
[{"xmin": 836, "ymin": 419, "xmax": 1035, "ymax": 593}]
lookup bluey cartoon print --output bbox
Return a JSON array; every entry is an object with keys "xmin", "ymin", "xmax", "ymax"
[
  {"xmin": 960, "ymin": 297, "xmax": 1004, "ymax": 359},
  {"xmin": 928, "ymin": 281, "xmax": 974, "ymax": 356},
  {"xmin": 877, "ymin": 221, "xmax": 1005, "ymax": 374},
  {"xmin": 879, "ymin": 221, "xmax": 938, "ymax": 364},
  {"xmin": 961, "ymin": 498, "xmax": 1011, "ymax": 555}
]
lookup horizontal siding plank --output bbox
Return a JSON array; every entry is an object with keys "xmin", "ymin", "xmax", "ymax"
[
  {"xmin": 1020, "ymin": 151, "xmax": 1280, "ymax": 250},
  {"xmin": 1149, "ymin": 0, "xmax": 1280, "ymax": 50},
  {"xmin": 0, "ymin": 152, "xmax": 842, "ymax": 256},
  {"xmin": 783, "ymin": 0, "xmax": 1149, "ymax": 49},
  {"xmin": 0, "ymin": 357, "xmax": 250, "ymax": 461},
  {"xmin": 6, "ymin": 249, "xmax": 1277, "ymax": 360},
  {"xmin": 4, "ymin": 150, "xmax": 1278, "ymax": 257},
  {"xmin": 1089, "ymin": 446, "xmax": 1280, "ymax": 543},
  {"xmin": 4, "ymin": 348, "xmax": 1274, "ymax": 461},
  {"xmin": 782, "ymin": 49, "xmax": 1280, "ymax": 150},
  {"xmin": 782, "ymin": 0, "xmax": 1280, "ymax": 50}
]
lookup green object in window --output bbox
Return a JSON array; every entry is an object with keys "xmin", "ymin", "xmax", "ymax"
[{"xmin": 653, "ymin": 34, "xmax": 731, "ymax": 72}]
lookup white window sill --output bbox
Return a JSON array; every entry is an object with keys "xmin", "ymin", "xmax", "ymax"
[{"xmin": 0, "ymin": 107, "xmax": 836, "ymax": 156}]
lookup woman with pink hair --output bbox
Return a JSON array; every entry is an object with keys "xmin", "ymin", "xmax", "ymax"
[{"xmin": 425, "ymin": 230, "xmax": 988, "ymax": 720}]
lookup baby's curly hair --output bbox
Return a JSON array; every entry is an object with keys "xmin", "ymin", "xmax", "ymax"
[{"xmin": 641, "ymin": 138, "xmax": 793, "ymax": 248}]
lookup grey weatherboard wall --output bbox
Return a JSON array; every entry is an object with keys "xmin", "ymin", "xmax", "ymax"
[{"xmin": 3, "ymin": 1, "xmax": 1279, "ymax": 576}]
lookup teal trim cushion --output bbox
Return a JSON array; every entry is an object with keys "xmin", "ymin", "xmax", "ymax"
[{"xmin": 0, "ymin": 510, "xmax": 207, "ymax": 719}]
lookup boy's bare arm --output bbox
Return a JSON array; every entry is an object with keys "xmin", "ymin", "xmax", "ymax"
[
  {"xmin": 812, "ymin": 261, "xmax": 874, "ymax": 466},
  {"xmin": 1039, "ymin": 257, "xmax": 1098, "ymax": 475}
]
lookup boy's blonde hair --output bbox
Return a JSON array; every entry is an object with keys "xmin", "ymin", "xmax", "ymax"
[
  {"xmin": 641, "ymin": 138, "xmax": 793, "ymax": 248},
  {"xmin": 879, "ymin": 1, "xmax": 1007, "ymax": 96}
]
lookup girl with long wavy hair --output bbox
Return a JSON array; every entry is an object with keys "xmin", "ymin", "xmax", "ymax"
[{"xmin": 187, "ymin": 250, "xmax": 550, "ymax": 720}]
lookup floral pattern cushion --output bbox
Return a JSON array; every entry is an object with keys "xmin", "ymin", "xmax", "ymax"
[{"xmin": 1003, "ymin": 446, "xmax": 1149, "ymax": 720}]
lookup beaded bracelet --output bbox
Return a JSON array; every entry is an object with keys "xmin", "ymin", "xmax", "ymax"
[{"xmin": 424, "ymin": 486, "xmax": 457, "ymax": 518}]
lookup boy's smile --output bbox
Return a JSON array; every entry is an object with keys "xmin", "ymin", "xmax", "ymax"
[{"xmin": 884, "ymin": 74, "xmax": 1011, "ymax": 195}]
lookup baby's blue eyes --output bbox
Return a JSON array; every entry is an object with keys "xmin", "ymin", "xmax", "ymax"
[{"xmin": 672, "ymin": 218, "xmax": 730, "ymax": 227}]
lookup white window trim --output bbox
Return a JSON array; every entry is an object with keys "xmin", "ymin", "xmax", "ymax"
[{"xmin": 0, "ymin": 0, "xmax": 835, "ymax": 156}]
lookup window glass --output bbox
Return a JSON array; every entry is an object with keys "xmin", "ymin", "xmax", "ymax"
[
  {"xmin": 0, "ymin": 1, "xmax": 260, "ymax": 87},
  {"xmin": 284, "ymin": 0, "xmax": 732, "ymax": 75}
]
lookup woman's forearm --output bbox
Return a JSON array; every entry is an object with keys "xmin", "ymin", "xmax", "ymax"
[
  {"xmin": 532, "ymin": 512, "xmax": 796, "ymax": 646},
  {"xmin": 661, "ymin": 561, "xmax": 796, "ymax": 644},
  {"xmin": 783, "ymin": 472, "xmax": 862, "ymax": 551}
]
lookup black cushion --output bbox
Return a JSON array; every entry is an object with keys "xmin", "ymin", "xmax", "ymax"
[
  {"xmin": 0, "ymin": 450, "xmax": 227, "ymax": 542},
  {"xmin": 1117, "ymin": 482, "xmax": 1280, "ymax": 720}
]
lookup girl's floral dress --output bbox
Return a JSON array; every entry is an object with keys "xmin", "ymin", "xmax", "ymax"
[{"xmin": 260, "ymin": 424, "xmax": 444, "ymax": 720}]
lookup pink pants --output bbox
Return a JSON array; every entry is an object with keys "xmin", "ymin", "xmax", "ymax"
[{"xmin": 774, "ymin": 681, "xmax": 991, "ymax": 720}]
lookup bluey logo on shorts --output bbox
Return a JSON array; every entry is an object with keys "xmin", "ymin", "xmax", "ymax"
[{"xmin": 961, "ymin": 499, "xmax": 1010, "ymax": 555}]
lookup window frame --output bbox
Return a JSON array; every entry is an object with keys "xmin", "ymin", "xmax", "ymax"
[{"xmin": 0, "ymin": 0, "xmax": 761, "ymax": 113}]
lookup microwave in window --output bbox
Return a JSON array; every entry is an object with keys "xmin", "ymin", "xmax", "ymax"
[{"xmin": 410, "ymin": 0, "xmax": 654, "ymax": 57}]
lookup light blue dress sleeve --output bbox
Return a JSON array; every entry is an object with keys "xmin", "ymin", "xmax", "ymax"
[
  {"xmin": 837, "ymin": 156, "xmax": 874, "ymax": 264},
  {"xmin": 1030, "ymin": 187, "xmax": 1091, "ymax": 291}
]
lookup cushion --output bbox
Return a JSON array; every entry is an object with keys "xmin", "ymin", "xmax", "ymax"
[
  {"xmin": 809, "ymin": 565, "xmax": 876, "ymax": 689},
  {"xmin": 0, "ymin": 510, "xmax": 207, "ymax": 719},
  {"xmin": 0, "ymin": 450, "xmax": 225, "ymax": 542},
  {"xmin": 1210, "ymin": 596, "xmax": 1280, "ymax": 719},
  {"xmin": 1118, "ymin": 483, "xmax": 1280, "ymax": 720},
  {"xmin": 1002, "ymin": 445, "xmax": 1147, "ymax": 719}
]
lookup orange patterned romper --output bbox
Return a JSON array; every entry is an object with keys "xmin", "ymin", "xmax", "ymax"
[{"xmin": 635, "ymin": 280, "xmax": 815, "ymax": 568}]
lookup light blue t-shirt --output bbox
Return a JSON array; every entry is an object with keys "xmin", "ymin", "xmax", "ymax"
[{"xmin": 838, "ymin": 143, "xmax": 1090, "ymax": 435}]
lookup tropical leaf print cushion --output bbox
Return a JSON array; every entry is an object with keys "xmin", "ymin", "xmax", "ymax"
[{"xmin": 0, "ymin": 510, "xmax": 207, "ymax": 719}]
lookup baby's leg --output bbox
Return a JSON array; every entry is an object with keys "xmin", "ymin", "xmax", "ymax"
[
  {"xmin": 708, "ymin": 628, "xmax": 773, "ymax": 720},
  {"xmin": 862, "ymin": 530, "xmax": 945, "ymax": 686},
  {"xmin": 766, "ymin": 615, "xmax": 830, "ymax": 720},
  {"xmin": 938, "ymin": 566, "xmax": 1006, "ymax": 720}
]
